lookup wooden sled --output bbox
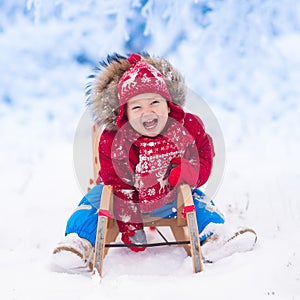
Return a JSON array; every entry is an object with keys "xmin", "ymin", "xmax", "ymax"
[{"xmin": 90, "ymin": 126, "xmax": 203, "ymax": 277}]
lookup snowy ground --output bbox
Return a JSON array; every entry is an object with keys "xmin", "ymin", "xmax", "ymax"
[{"xmin": 1, "ymin": 1, "xmax": 300, "ymax": 299}]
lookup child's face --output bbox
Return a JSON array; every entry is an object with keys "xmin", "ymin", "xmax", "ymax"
[{"xmin": 126, "ymin": 93, "xmax": 170, "ymax": 137}]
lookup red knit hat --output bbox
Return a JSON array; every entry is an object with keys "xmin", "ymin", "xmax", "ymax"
[{"xmin": 116, "ymin": 53, "xmax": 184, "ymax": 128}]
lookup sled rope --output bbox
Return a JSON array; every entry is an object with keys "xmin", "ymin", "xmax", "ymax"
[
  {"xmin": 105, "ymin": 240, "xmax": 190, "ymax": 248},
  {"xmin": 104, "ymin": 227, "xmax": 196, "ymax": 248},
  {"xmin": 104, "ymin": 226, "xmax": 207, "ymax": 248},
  {"xmin": 155, "ymin": 227, "xmax": 170, "ymax": 244}
]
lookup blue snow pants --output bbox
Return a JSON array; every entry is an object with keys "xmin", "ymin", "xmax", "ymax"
[{"xmin": 66, "ymin": 184, "xmax": 225, "ymax": 246}]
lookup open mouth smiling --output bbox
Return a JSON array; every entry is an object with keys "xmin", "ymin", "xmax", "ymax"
[{"xmin": 143, "ymin": 118, "xmax": 158, "ymax": 130}]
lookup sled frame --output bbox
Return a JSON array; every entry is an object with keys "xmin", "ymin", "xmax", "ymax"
[{"xmin": 90, "ymin": 126, "xmax": 203, "ymax": 277}]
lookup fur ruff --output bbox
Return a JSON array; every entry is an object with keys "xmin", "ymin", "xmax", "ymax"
[{"xmin": 86, "ymin": 52, "xmax": 186, "ymax": 131}]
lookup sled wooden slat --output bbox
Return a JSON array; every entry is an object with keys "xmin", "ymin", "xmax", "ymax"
[
  {"xmin": 178, "ymin": 184, "xmax": 203, "ymax": 272},
  {"xmin": 187, "ymin": 211, "xmax": 203, "ymax": 272},
  {"xmin": 92, "ymin": 185, "xmax": 113, "ymax": 276},
  {"xmin": 93, "ymin": 215, "xmax": 108, "ymax": 277}
]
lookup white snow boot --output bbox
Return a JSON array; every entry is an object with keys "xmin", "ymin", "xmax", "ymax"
[
  {"xmin": 201, "ymin": 227, "xmax": 257, "ymax": 263},
  {"xmin": 52, "ymin": 233, "xmax": 94, "ymax": 273}
]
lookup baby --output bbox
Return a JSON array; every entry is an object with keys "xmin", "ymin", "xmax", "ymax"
[{"xmin": 52, "ymin": 53, "xmax": 256, "ymax": 272}]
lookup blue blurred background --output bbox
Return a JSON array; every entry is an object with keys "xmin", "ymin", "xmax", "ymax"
[
  {"xmin": 1, "ymin": 4, "xmax": 300, "ymax": 295},
  {"xmin": 0, "ymin": 0, "xmax": 299, "ymax": 144}
]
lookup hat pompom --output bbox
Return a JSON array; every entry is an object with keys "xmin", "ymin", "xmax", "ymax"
[{"xmin": 128, "ymin": 53, "xmax": 142, "ymax": 65}]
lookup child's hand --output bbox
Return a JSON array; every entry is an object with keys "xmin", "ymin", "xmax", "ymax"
[{"xmin": 168, "ymin": 157, "xmax": 198, "ymax": 187}]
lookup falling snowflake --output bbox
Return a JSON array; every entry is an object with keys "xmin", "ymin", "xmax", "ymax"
[
  {"xmin": 121, "ymin": 189, "xmax": 134, "ymax": 199},
  {"xmin": 120, "ymin": 214, "xmax": 130, "ymax": 223}
]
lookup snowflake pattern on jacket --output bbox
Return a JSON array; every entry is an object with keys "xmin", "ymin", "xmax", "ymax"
[{"xmin": 97, "ymin": 113, "xmax": 214, "ymax": 233}]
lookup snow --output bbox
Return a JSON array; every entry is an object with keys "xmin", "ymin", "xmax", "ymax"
[{"xmin": 1, "ymin": 1, "xmax": 300, "ymax": 299}]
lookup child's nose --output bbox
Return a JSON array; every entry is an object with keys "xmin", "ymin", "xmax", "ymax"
[{"xmin": 142, "ymin": 106, "xmax": 154, "ymax": 116}]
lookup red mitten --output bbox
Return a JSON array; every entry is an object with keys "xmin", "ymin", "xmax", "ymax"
[{"xmin": 168, "ymin": 157, "xmax": 198, "ymax": 187}]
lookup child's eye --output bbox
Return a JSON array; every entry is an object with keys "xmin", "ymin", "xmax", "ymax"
[
  {"xmin": 131, "ymin": 105, "xmax": 141, "ymax": 110},
  {"xmin": 150, "ymin": 99, "xmax": 160, "ymax": 105}
]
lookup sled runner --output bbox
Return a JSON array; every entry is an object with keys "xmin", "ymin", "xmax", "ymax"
[{"xmin": 90, "ymin": 126, "xmax": 203, "ymax": 277}]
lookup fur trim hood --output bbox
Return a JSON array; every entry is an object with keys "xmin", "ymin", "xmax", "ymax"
[{"xmin": 86, "ymin": 52, "xmax": 186, "ymax": 131}]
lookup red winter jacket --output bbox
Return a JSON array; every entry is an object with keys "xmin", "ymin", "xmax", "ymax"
[{"xmin": 97, "ymin": 113, "xmax": 214, "ymax": 233}]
